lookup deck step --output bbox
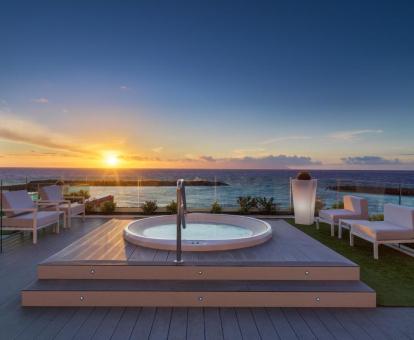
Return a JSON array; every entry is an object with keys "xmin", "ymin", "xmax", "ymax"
[
  {"xmin": 22, "ymin": 279, "xmax": 376, "ymax": 308},
  {"xmin": 37, "ymin": 263, "xmax": 360, "ymax": 281}
]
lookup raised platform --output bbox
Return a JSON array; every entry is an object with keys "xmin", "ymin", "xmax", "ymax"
[{"xmin": 22, "ymin": 219, "xmax": 376, "ymax": 307}]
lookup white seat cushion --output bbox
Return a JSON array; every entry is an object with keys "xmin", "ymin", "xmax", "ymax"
[
  {"xmin": 319, "ymin": 209, "xmax": 364, "ymax": 223},
  {"xmin": 2, "ymin": 211, "xmax": 60, "ymax": 228},
  {"xmin": 352, "ymin": 221, "xmax": 414, "ymax": 241}
]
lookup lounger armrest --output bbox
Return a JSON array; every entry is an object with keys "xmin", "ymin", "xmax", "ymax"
[
  {"xmin": 64, "ymin": 195, "xmax": 85, "ymax": 203},
  {"xmin": 36, "ymin": 201, "xmax": 61, "ymax": 207},
  {"xmin": 0, "ymin": 208, "xmax": 37, "ymax": 213},
  {"xmin": 37, "ymin": 199, "xmax": 68, "ymax": 204}
]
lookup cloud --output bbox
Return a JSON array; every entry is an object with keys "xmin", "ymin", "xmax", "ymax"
[
  {"xmin": 32, "ymin": 97, "xmax": 49, "ymax": 104},
  {"xmin": 329, "ymin": 129, "xmax": 383, "ymax": 141},
  {"xmin": 120, "ymin": 86, "xmax": 129, "ymax": 91},
  {"xmin": 152, "ymin": 146, "xmax": 163, "ymax": 153},
  {"xmin": 194, "ymin": 154, "xmax": 320, "ymax": 169},
  {"xmin": 260, "ymin": 136, "xmax": 312, "ymax": 145},
  {"xmin": 121, "ymin": 154, "xmax": 161, "ymax": 162},
  {"xmin": 341, "ymin": 156, "xmax": 400, "ymax": 165},
  {"xmin": 0, "ymin": 112, "xmax": 94, "ymax": 157},
  {"xmin": 199, "ymin": 155, "xmax": 216, "ymax": 162}
]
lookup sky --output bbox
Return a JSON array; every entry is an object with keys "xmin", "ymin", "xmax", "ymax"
[{"xmin": 0, "ymin": 0, "xmax": 413, "ymax": 169}]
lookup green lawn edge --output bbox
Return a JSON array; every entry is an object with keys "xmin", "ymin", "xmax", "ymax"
[{"xmin": 285, "ymin": 218, "xmax": 414, "ymax": 306}]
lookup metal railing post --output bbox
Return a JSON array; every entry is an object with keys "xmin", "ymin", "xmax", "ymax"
[
  {"xmin": 175, "ymin": 179, "xmax": 186, "ymax": 264},
  {"xmin": 398, "ymin": 183, "xmax": 402, "ymax": 205},
  {"xmin": 1, "ymin": 179, "xmax": 3, "ymax": 254}
]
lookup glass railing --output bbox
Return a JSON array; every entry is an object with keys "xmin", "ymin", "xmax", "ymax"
[{"xmin": 1, "ymin": 174, "xmax": 413, "ymax": 215}]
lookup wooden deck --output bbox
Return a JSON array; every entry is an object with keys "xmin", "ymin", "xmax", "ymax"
[
  {"xmin": 1, "ymin": 218, "xmax": 413, "ymax": 338},
  {"xmin": 22, "ymin": 219, "xmax": 375, "ymax": 307}
]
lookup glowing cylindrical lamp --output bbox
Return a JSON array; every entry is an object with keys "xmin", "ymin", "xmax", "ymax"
[{"xmin": 291, "ymin": 176, "xmax": 317, "ymax": 225}]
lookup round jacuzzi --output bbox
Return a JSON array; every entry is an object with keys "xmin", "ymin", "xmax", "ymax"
[{"xmin": 124, "ymin": 213, "xmax": 272, "ymax": 251}]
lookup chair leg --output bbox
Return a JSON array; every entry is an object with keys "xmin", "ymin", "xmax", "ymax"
[
  {"xmin": 56, "ymin": 219, "xmax": 60, "ymax": 234},
  {"xmin": 331, "ymin": 222, "xmax": 335, "ymax": 237},
  {"xmin": 82, "ymin": 209, "xmax": 86, "ymax": 222},
  {"xmin": 350, "ymin": 232, "xmax": 354, "ymax": 246},
  {"xmin": 316, "ymin": 218, "xmax": 320, "ymax": 230},
  {"xmin": 33, "ymin": 219, "xmax": 37, "ymax": 244},
  {"xmin": 68, "ymin": 213, "xmax": 72, "ymax": 228},
  {"xmin": 338, "ymin": 221, "xmax": 342, "ymax": 239},
  {"xmin": 373, "ymin": 243, "xmax": 379, "ymax": 260}
]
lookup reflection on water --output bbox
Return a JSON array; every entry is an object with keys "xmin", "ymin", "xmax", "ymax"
[{"xmin": 142, "ymin": 223, "xmax": 253, "ymax": 240}]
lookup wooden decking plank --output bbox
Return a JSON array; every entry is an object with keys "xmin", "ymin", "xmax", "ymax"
[
  {"xmin": 351, "ymin": 309, "xmax": 401, "ymax": 340},
  {"xmin": 267, "ymin": 308, "xmax": 298, "ymax": 339},
  {"xmin": 167, "ymin": 307, "xmax": 188, "ymax": 340},
  {"xmin": 129, "ymin": 307, "xmax": 157, "ymax": 339},
  {"xmin": 148, "ymin": 307, "xmax": 173, "ymax": 340},
  {"xmin": 314, "ymin": 309, "xmax": 353, "ymax": 340},
  {"xmin": 82, "ymin": 222, "xmax": 126, "ymax": 261},
  {"xmin": 45, "ymin": 219, "xmax": 118, "ymax": 262},
  {"xmin": 62, "ymin": 220, "xmax": 122, "ymax": 261},
  {"xmin": 15, "ymin": 307, "xmax": 59, "ymax": 339},
  {"xmin": 128, "ymin": 245, "xmax": 158, "ymax": 262},
  {"xmin": 219, "ymin": 308, "xmax": 243, "ymax": 340},
  {"xmin": 153, "ymin": 249, "xmax": 171, "ymax": 263},
  {"xmin": 55, "ymin": 307, "xmax": 94, "ymax": 340},
  {"xmin": 296, "ymin": 309, "xmax": 335, "ymax": 340},
  {"xmin": 90, "ymin": 307, "xmax": 124, "ymax": 340},
  {"xmin": 36, "ymin": 308, "xmax": 78, "ymax": 339},
  {"xmin": 373, "ymin": 308, "xmax": 414, "ymax": 338},
  {"xmin": 204, "ymin": 307, "xmax": 224, "ymax": 340},
  {"xmin": 251, "ymin": 308, "xmax": 281, "ymax": 340},
  {"xmin": 73, "ymin": 307, "xmax": 109, "ymax": 340},
  {"xmin": 235, "ymin": 308, "xmax": 261, "ymax": 340},
  {"xmin": 282, "ymin": 308, "xmax": 317, "ymax": 339},
  {"xmin": 251, "ymin": 307, "xmax": 280, "ymax": 340},
  {"xmin": 110, "ymin": 308, "xmax": 141, "ymax": 340},
  {"xmin": 0, "ymin": 296, "xmax": 45, "ymax": 338},
  {"xmin": 186, "ymin": 307, "xmax": 205, "ymax": 340},
  {"xmin": 331, "ymin": 309, "xmax": 374, "ymax": 340}
]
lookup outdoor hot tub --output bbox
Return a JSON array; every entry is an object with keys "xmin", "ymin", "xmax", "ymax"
[{"xmin": 124, "ymin": 213, "xmax": 272, "ymax": 251}]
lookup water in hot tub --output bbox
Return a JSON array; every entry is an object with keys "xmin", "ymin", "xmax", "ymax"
[{"xmin": 142, "ymin": 223, "xmax": 253, "ymax": 240}]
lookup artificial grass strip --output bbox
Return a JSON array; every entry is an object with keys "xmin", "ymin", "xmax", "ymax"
[{"xmin": 286, "ymin": 219, "xmax": 414, "ymax": 306}]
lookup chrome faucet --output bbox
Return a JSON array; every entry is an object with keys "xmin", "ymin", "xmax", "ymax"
[{"xmin": 175, "ymin": 179, "xmax": 187, "ymax": 263}]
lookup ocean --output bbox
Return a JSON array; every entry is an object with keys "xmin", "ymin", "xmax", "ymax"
[{"xmin": 1, "ymin": 168, "xmax": 413, "ymax": 213}]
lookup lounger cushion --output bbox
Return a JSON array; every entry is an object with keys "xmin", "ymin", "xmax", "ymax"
[
  {"xmin": 344, "ymin": 196, "xmax": 369, "ymax": 218},
  {"xmin": 39, "ymin": 185, "xmax": 63, "ymax": 202},
  {"xmin": 1, "ymin": 211, "xmax": 60, "ymax": 228},
  {"xmin": 2, "ymin": 190, "xmax": 35, "ymax": 217},
  {"xmin": 352, "ymin": 221, "xmax": 414, "ymax": 241},
  {"xmin": 319, "ymin": 209, "xmax": 364, "ymax": 223},
  {"xmin": 384, "ymin": 204, "xmax": 414, "ymax": 229}
]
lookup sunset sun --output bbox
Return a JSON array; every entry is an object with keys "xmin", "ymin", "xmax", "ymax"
[{"xmin": 104, "ymin": 153, "xmax": 119, "ymax": 167}]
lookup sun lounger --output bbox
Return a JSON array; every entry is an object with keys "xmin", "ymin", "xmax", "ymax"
[
  {"xmin": 344, "ymin": 203, "xmax": 414, "ymax": 259},
  {"xmin": 38, "ymin": 185, "xmax": 85, "ymax": 228},
  {"xmin": 316, "ymin": 195, "xmax": 368, "ymax": 237},
  {"xmin": 1, "ymin": 190, "xmax": 62, "ymax": 244}
]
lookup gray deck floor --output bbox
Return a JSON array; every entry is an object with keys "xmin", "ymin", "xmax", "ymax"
[
  {"xmin": 1, "ymin": 218, "xmax": 414, "ymax": 339},
  {"xmin": 42, "ymin": 218, "xmax": 356, "ymax": 267}
]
